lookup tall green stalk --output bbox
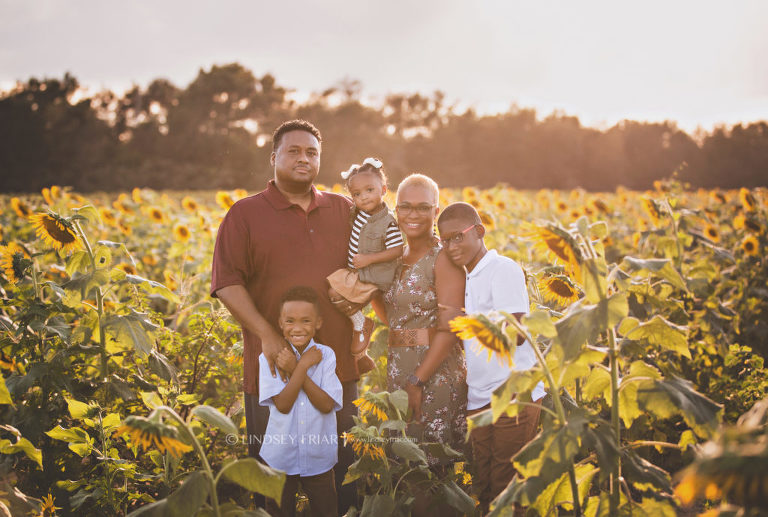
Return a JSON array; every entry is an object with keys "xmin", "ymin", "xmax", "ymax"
[{"xmin": 608, "ymin": 328, "xmax": 621, "ymax": 514}]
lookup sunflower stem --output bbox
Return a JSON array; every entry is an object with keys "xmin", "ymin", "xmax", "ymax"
[
  {"xmin": 73, "ymin": 220, "xmax": 109, "ymax": 390},
  {"xmin": 505, "ymin": 316, "xmax": 582, "ymax": 516},
  {"xmin": 608, "ymin": 328, "xmax": 621, "ymax": 515},
  {"xmin": 162, "ymin": 406, "xmax": 221, "ymax": 517}
]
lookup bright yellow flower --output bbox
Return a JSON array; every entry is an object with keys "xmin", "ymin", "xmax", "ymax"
[
  {"xmin": 117, "ymin": 219, "xmax": 132, "ymax": 236},
  {"xmin": 99, "ymin": 207, "xmax": 117, "ymax": 227},
  {"xmin": 342, "ymin": 432, "xmax": 386, "ymax": 461},
  {"xmin": 741, "ymin": 235, "xmax": 759, "ymax": 256},
  {"xmin": 132, "ymin": 187, "xmax": 144, "ymax": 204},
  {"xmin": 641, "ymin": 197, "xmax": 662, "ymax": 227},
  {"xmin": 353, "ymin": 396, "xmax": 389, "ymax": 422},
  {"xmin": 147, "ymin": 207, "xmax": 165, "ymax": 223},
  {"xmin": 216, "ymin": 191, "xmax": 235, "ymax": 210},
  {"xmin": 709, "ymin": 190, "xmax": 727, "ymax": 204},
  {"xmin": 30, "ymin": 213, "xmax": 81, "ymax": 252},
  {"xmin": 173, "ymin": 223, "xmax": 191, "ymax": 243},
  {"xmin": 142, "ymin": 254, "xmax": 159, "ymax": 266},
  {"xmin": 116, "ymin": 263, "xmax": 137, "ymax": 275},
  {"xmin": 115, "ymin": 415, "xmax": 192, "ymax": 458},
  {"xmin": 41, "ymin": 492, "xmax": 61, "ymax": 515},
  {"xmin": 675, "ymin": 474, "xmax": 697, "ymax": 505},
  {"xmin": 704, "ymin": 224, "xmax": 720, "ymax": 243},
  {"xmin": 524, "ymin": 223, "xmax": 582, "ymax": 280},
  {"xmin": 164, "ymin": 270, "xmax": 178, "ymax": 291},
  {"xmin": 478, "ymin": 211, "xmax": 495, "ymax": 230},
  {"xmin": 539, "ymin": 275, "xmax": 580, "ymax": 306},
  {"xmin": 555, "ymin": 201, "xmax": 568, "ymax": 214},
  {"xmin": 234, "ymin": 188, "xmax": 248, "ymax": 200},
  {"xmin": 739, "ymin": 187, "xmax": 757, "ymax": 211},
  {"xmin": 733, "ymin": 214, "xmax": 746, "ymax": 229},
  {"xmin": 41, "ymin": 187, "xmax": 55, "ymax": 205},
  {"xmin": 113, "ymin": 198, "xmax": 134, "ymax": 215},
  {"xmin": 462, "ymin": 186, "xmax": 477, "ymax": 200},
  {"xmin": 450, "ymin": 314, "xmax": 513, "ymax": 366},
  {"xmin": 11, "ymin": 197, "xmax": 32, "ymax": 218},
  {"xmin": 181, "ymin": 196, "xmax": 199, "ymax": 212},
  {"xmin": 50, "ymin": 185, "xmax": 62, "ymax": 200},
  {"xmin": 0, "ymin": 243, "xmax": 30, "ymax": 284}
]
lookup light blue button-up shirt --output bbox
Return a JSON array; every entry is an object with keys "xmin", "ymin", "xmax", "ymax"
[{"xmin": 258, "ymin": 340, "xmax": 343, "ymax": 476}]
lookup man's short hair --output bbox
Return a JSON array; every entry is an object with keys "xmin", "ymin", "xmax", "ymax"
[
  {"xmin": 438, "ymin": 202, "xmax": 482, "ymax": 227},
  {"xmin": 272, "ymin": 120, "xmax": 322, "ymax": 152},
  {"xmin": 279, "ymin": 285, "xmax": 320, "ymax": 312}
]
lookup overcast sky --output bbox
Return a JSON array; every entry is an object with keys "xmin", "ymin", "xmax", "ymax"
[{"xmin": 2, "ymin": 0, "xmax": 766, "ymax": 132}]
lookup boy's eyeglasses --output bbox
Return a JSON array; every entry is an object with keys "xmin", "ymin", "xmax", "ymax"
[
  {"xmin": 396, "ymin": 204, "xmax": 435, "ymax": 216},
  {"xmin": 439, "ymin": 224, "xmax": 477, "ymax": 246}
]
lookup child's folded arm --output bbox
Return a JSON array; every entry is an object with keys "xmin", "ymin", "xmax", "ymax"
[
  {"xmin": 271, "ymin": 365, "xmax": 308, "ymax": 414},
  {"xmin": 304, "ymin": 350, "xmax": 343, "ymax": 414}
]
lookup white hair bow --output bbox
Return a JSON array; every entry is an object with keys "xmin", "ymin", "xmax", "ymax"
[
  {"xmin": 340, "ymin": 164, "xmax": 360, "ymax": 180},
  {"xmin": 362, "ymin": 157, "xmax": 383, "ymax": 168}
]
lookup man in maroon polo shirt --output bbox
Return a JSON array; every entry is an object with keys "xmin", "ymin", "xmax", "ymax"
[{"xmin": 210, "ymin": 120, "xmax": 358, "ymax": 512}]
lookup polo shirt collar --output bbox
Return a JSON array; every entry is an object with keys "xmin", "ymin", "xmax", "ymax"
[
  {"xmin": 264, "ymin": 180, "xmax": 331, "ymax": 211},
  {"xmin": 467, "ymin": 249, "xmax": 498, "ymax": 279}
]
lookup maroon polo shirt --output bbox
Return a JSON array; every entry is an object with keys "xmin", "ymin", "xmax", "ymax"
[{"xmin": 211, "ymin": 180, "xmax": 354, "ymax": 394}]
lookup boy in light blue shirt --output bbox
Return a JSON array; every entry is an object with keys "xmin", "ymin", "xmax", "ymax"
[{"xmin": 259, "ymin": 286, "xmax": 343, "ymax": 517}]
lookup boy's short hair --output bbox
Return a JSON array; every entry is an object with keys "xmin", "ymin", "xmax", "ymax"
[
  {"xmin": 272, "ymin": 120, "xmax": 322, "ymax": 152},
  {"xmin": 438, "ymin": 202, "xmax": 482, "ymax": 227},
  {"xmin": 397, "ymin": 173, "xmax": 439, "ymax": 205},
  {"xmin": 279, "ymin": 286, "xmax": 320, "ymax": 312}
]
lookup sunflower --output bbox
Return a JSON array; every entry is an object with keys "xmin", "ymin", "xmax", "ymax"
[
  {"xmin": 147, "ymin": 207, "xmax": 165, "ymax": 223},
  {"xmin": 353, "ymin": 396, "xmax": 389, "ymax": 422},
  {"xmin": 11, "ymin": 197, "xmax": 31, "ymax": 218},
  {"xmin": 0, "ymin": 243, "xmax": 30, "ymax": 284},
  {"xmin": 113, "ymin": 199, "xmax": 134, "ymax": 215},
  {"xmin": 40, "ymin": 493, "xmax": 61, "ymax": 516},
  {"xmin": 739, "ymin": 187, "xmax": 757, "ymax": 211},
  {"xmin": 733, "ymin": 214, "xmax": 746, "ymax": 229},
  {"xmin": 234, "ymin": 188, "xmax": 248, "ymax": 200},
  {"xmin": 50, "ymin": 185, "xmax": 62, "ymax": 200},
  {"xmin": 709, "ymin": 190, "xmax": 728, "ymax": 204},
  {"xmin": 450, "ymin": 314, "xmax": 513, "ymax": 366},
  {"xmin": 117, "ymin": 219, "xmax": 132, "ymax": 236},
  {"xmin": 539, "ymin": 275, "xmax": 580, "ymax": 306},
  {"xmin": 215, "ymin": 191, "xmax": 235, "ymax": 210},
  {"xmin": 468, "ymin": 198, "xmax": 481, "ymax": 209},
  {"xmin": 641, "ymin": 197, "xmax": 662, "ymax": 227},
  {"xmin": 741, "ymin": 235, "xmax": 759, "ymax": 256},
  {"xmin": 743, "ymin": 217, "xmax": 762, "ymax": 234},
  {"xmin": 99, "ymin": 207, "xmax": 117, "ymax": 227},
  {"xmin": 115, "ymin": 415, "xmax": 192, "ymax": 458},
  {"xmin": 555, "ymin": 200, "xmax": 568, "ymax": 214},
  {"xmin": 131, "ymin": 187, "xmax": 144, "ymax": 204},
  {"xmin": 181, "ymin": 196, "xmax": 199, "ymax": 212},
  {"xmin": 163, "ymin": 270, "xmax": 178, "ymax": 291},
  {"xmin": 589, "ymin": 197, "xmax": 608, "ymax": 214},
  {"xmin": 462, "ymin": 186, "xmax": 477, "ymax": 200},
  {"xmin": 341, "ymin": 431, "xmax": 386, "ymax": 461},
  {"xmin": 524, "ymin": 223, "xmax": 582, "ymax": 279},
  {"xmin": 30, "ymin": 212, "xmax": 80, "ymax": 252},
  {"xmin": 495, "ymin": 200, "xmax": 507, "ymax": 211},
  {"xmin": 173, "ymin": 223, "xmax": 191, "ymax": 243},
  {"xmin": 478, "ymin": 211, "xmax": 495, "ymax": 230},
  {"xmin": 41, "ymin": 187, "xmax": 55, "ymax": 205},
  {"xmin": 704, "ymin": 224, "xmax": 720, "ymax": 243},
  {"xmin": 116, "ymin": 263, "xmax": 137, "ymax": 275},
  {"xmin": 142, "ymin": 254, "xmax": 159, "ymax": 266},
  {"xmin": 315, "ymin": 183, "xmax": 328, "ymax": 191}
]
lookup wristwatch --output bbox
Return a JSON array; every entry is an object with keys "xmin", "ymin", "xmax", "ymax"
[{"xmin": 406, "ymin": 374, "xmax": 426, "ymax": 388}]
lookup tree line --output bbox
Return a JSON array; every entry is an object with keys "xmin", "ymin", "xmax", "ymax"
[{"xmin": 1, "ymin": 63, "xmax": 766, "ymax": 193}]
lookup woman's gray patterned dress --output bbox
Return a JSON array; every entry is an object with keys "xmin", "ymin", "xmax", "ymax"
[{"xmin": 384, "ymin": 244, "xmax": 467, "ymax": 459}]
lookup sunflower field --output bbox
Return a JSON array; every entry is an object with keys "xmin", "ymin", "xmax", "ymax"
[{"xmin": 1, "ymin": 181, "xmax": 767, "ymax": 516}]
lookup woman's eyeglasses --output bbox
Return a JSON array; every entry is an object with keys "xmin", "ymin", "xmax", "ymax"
[
  {"xmin": 396, "ymin": 204, "xmax": 435, "ymax": 216},
  {"xmin": 439, "ymin": 224, "xmax": 477, "ymax": 246}
]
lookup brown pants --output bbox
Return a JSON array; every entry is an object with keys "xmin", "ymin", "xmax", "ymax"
[
  {"xmin": 266, "ymin": 469, "xmax": 337, "ymax": 517},
  {"xmin": 468, "ymin": 402, "xmax": 541, "ymax": 515}
]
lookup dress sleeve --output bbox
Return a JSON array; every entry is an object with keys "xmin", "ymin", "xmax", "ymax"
[
  {"xmin": 491, "ymin": 260, "xmax": 529, "ymax": 314},
  {"xmin": 258, "ymin": 354, "xmax": 286, "ymax": 407},
  {"xmin": 210, "ymin": 204, "xmax": 250, "ymax": 297}
]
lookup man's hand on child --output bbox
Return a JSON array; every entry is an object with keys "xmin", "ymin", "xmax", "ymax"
[
  {"xmin": 352, "ymin": 253, "xmax": 373, "ymax": 269},
  {"xmin": 299, "ymin": 347, "xmax": 323, "ymax": 368},
  {"xmin": 262, "ymin": 329, "xmax": 290, "ymax": 381},
  {"xmin": 276, "ymin": 348, "xmax": 298, "ymax": 377}
]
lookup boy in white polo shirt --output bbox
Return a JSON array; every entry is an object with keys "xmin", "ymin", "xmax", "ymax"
[
  {"xmin": 437, "ymin": 203, "xmax": 546, "ymax": 515},
  {"xmin": 259, "ymin": 286, "xmax": 343, "ymax": 517}
]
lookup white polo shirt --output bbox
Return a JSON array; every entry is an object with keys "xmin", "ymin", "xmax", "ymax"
[
  {"xmin": 258, "ymin": 340, "xmax": 343, "ymax": 476},
  {"xmin": 463, "ymin": 250, "xmax": 546, "ymax": 410}
]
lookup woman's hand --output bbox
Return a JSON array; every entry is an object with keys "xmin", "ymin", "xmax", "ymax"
[{"xmin": 405, "ymin": 384, "xmax": 424, "ymax": 422}]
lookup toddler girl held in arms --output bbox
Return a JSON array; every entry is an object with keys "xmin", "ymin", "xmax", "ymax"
[{"xmin": 327, "ymin": 158, "xmax": 404, "ymax": 374}]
